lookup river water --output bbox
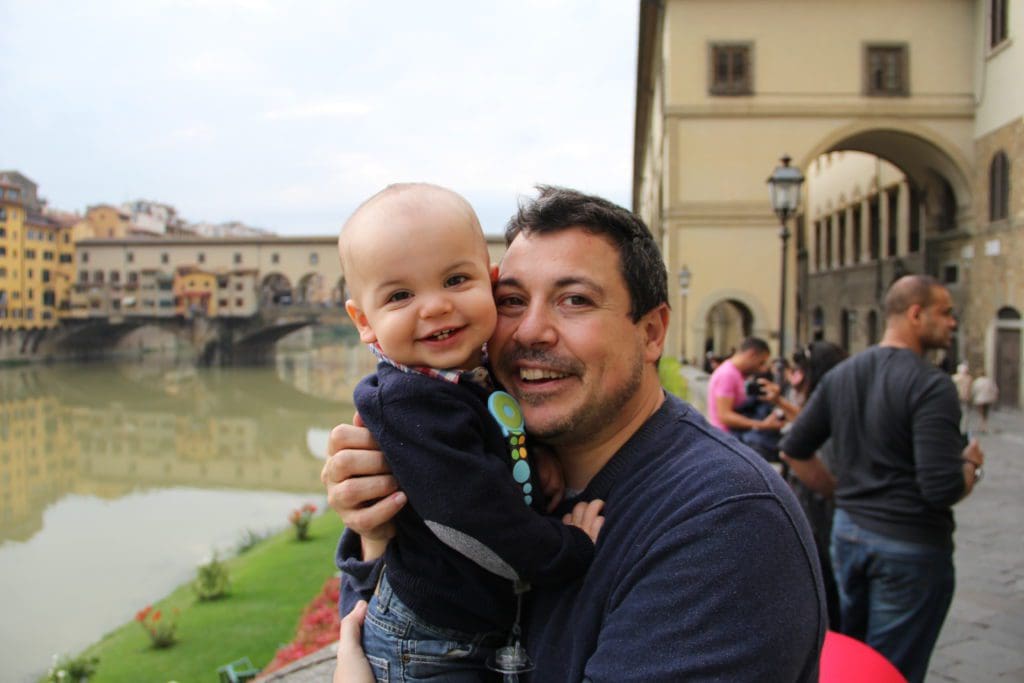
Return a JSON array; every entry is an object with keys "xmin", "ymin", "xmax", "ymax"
[{"xmin": 0, "ymin": 343, "xmax": 376, "ymax": 682}]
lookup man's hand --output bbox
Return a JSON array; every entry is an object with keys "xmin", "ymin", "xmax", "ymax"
[
  {"xmin": 563, "ymin": 499, "xmax": 605, "ymax": 544},
  {"xmin": 334, "ymin": 600, "xmax": 374, "ymax": 683},
  {"xmin": 758, "ymin": 378, "xmax": 781, "ymax": 404},
  {"xmin": 961, "ymin": 438, "xmax": 985, "ymax": 496},
  {"xmin": 757, "ymin": 411, "xmax": 784, "ymax": 432},
  {"xmin": 321, "ymin": 413, "xmax": 406, "ymax": 552}
]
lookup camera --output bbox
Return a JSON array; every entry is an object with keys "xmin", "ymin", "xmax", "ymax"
[{"xmin": 745, "ymin": 372, "xmax": 772, "ymax": 398}]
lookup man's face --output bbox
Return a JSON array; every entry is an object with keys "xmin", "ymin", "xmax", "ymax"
[
  {"xmin": 917, "ymin": 286, "xmax": 956, "ymax": 351},
  {"xmin": 737, "ymin": 349, "xmax": 770, "ymax": 376},
  {"xmin": 489, "ymin": 228, "xmax": 659, "ymax": 445}
]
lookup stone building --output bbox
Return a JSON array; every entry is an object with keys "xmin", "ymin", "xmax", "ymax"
[{"xmin": 633, "ymin": 0, "xmax": 1022, "ymax": 407}]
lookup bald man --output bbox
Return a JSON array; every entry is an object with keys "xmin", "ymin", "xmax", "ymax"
[{"xmin": 780, "ymin": 275, "xmax": 984, "ymax": 683}]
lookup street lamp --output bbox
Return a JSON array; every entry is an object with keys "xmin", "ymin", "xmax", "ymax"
[
  {"xmin": 766, "ymin": 154, "xmax": 805, "ymax": 362},
  {"xmin": 678, "ymin": 265, "xmax": 691, "ymax": 363}
]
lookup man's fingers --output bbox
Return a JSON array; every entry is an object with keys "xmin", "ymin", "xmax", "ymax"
[
  {"xmin": 328, "ymin": 423, "xmax": 380, "ymax": 456},
  {"xmin": 322, "ymin": 449, "xmax": 392, "ymax": 486},
  {"xmin": 335, "ymin": 600, "xmax": 374, "ymax": 683}
]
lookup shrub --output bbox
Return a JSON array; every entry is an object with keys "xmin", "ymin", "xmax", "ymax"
[
  {"xmin": 658, "ymin": 357, "xmax": 688, "ymax": 400},
  {"xmin": 193, "ymin": 553, "xmax": 231, "ymax": 601},
  {"xmin": 288, "ymin": 503, "xmax": 318, "ymax": 541},
  {"xmin": 46, "ymin": 652, "xmax": 99, "ymax": 682},
  {"xmin": 135, "ymin": 605, "xmax": 179, "ymax": 649},
  {"xmin": 236, "ymin": 528, "xmax": 270, "ymax": 554}
]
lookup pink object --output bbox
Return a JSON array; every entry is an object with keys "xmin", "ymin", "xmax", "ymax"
[
  {"xmin": 706, "ymin": 359, "xmax": 745, "ymax": 430},
  {"xmin": 819, "ymin": 630, "xmax": 907, "ymax": 682}
]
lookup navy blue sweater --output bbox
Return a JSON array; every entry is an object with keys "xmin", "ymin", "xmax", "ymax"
[
  {"xmin": 350, "ymin": 363, "xmax": 594, "ymax": 634},
  {"xmin": 342, "ymin": 394, "xmax": 825, "ymax": 681}
]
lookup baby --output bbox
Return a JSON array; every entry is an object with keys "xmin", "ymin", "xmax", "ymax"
[{"xmin": 338, "ymin": 183, "xmax": 603, "ymax": 680}]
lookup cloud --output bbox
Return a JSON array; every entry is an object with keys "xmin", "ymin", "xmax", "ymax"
[{"xmin": 264, "ymin": 100, "xmax": 373, "ymax": 121}]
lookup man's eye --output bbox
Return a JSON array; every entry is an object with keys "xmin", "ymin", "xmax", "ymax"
[
  {"xmin": 565, "ymin": 295, "xmax": 592, "ymax": 306},
  {"xmin": 445, "ymin": 274, "xmax": 468, "ymax": 287},
  {"xmin": 496, "ymin": 295, "xmax": 525, "ymax": 308},
  {"xmin": 387, "ymin": 291, "xmax": 412, "ymax": 303}
]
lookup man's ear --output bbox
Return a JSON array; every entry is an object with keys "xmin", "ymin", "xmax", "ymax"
[
  {"xmin": 345, "ymin": 300, "xmax": 377, "ymax": 344},
  {"xmin": 639, "ymin": 303, "xmax": 670, "ymax": 362}
]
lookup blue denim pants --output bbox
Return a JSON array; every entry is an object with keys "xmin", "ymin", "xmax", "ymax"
[
  {"xmin": 362, "ymin": 574, "xmax": 506, "ymax": 682},
  {"xmin": 830, "ymin": 509, "xmax": 955, "ymax": 683}
]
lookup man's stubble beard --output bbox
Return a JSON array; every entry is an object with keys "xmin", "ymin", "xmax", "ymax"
[{"xmin": 519, "ymin": 345, "xmax": 646, "ymax": 446}]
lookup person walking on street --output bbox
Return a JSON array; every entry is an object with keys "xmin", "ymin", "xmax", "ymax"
[
  {"xmin": 780, "ymin": 274, "xmax": 985, "ymax": 683},
  {"xmin": 971, "ymin": 371, "xmax": 998, "ymax": 433}
]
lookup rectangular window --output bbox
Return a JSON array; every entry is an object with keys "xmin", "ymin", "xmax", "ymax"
[
  {"xmin": 990, "ymin": 0, "xmax": 1008, "ymax": 48},
  {"xmin": 59, "ymin": 253, "xmax": 72, "ymax": 263},
  {"xmin": 709, "ymin": 43, "xmax": 753, "ymax": 95},
  {"xmin": 865, "ymin": 44, "xmax": 909, "ymax": 96},
  {"xmin": 82, "ymin": 252, "xmax": 90, "ymax": 264},
  {"xmin": 79, "ymin": 272, "xmax": 89, "ymax": 284},
  {"xmin": 128, "ymin": 271, "xmax": 138, "ymax": 284},
  {"xmin": 25, "ymin": 249, "xmax": 36, "ymax": 259},
  {"xmin": 236, "ymin": 298, "xmax": 244, "ymax": 307},
  {"xmin": 309, "ymin": 253, "xmax": 319, "ymax": 265},
  {"xmin": 234, "ymin": 252, "xmax": 242, "ymax": 264},
  {"xmin": 271, "ymin": 253, "xmax": 280, "ymax": 264},
  {"xmin": 43, "ymin": 251, "xmax": 54, "ymax": 261},
  {"xmin": 42, "ymin": 270, "xmax": 51, "ymax": 283},
  {"xmin": 198, "ymin": 252, "xmax": 206, "ymax": 264},
  {"xmin": 942, "ymin": 264, "xmax": 959, "ymax": 284},
  {"xmin": 161, "ymin": 252, "xmax": 169, "ymax": 264},
  {"xmin": 111, "ymin": 271, "xmax": 120, "ymax": 283},
  {"xmin": 127, "ymin": 252, "xmax": 134, "ymax": 263},
  {"xmin": 95, "ymin": 270, "xmax": 104, "ymax": 284}
]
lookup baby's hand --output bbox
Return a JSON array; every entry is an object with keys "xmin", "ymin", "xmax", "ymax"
[{"xmin": 563, "ymin": 499, "xmax": 605, "ymax": 544}]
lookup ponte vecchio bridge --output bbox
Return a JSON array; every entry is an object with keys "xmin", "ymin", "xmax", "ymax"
[{"xmin": 18, "ymin": 234, "xmax": 506, "ymax": 365}]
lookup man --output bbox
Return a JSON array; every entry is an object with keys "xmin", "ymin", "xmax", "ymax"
[
  {"xmin": 324, "ymin": 186, "xmax": 825, "ymax": 682},
  {"xmin": 780, "ymin": 275, "xmax": 985, "ymax": 683},
  {"xmin": 706, "ymin": 337, "xmax": 786, "ymax": 434}
]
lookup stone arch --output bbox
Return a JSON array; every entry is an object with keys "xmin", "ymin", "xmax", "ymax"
[
  {"xmin": 297, "ymin": 273, "xmax": 324, "ymax": 305},
  {"xmin": 260, "ymin": 273, "xmax": 293, "ymax": 305},
  {"xmin": 799, "ymin": 120, "xmax": 974, "ymax": 222},
  {"xmin": 695, "ymin": 290, "xmax": 768, "ymax": 357}
]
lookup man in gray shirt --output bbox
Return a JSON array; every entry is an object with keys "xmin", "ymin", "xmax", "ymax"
[{"xmin": 780, "ymin": 275, "xmax": 984, "ymax": 683}]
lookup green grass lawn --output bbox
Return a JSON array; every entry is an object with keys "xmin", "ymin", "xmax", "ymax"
[{"xmin": 68, "ymin": 511, "xmax": 343, "ymax": 683}]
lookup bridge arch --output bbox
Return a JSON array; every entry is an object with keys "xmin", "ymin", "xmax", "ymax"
[
  {"xmin": 260, "ymin": 273, "xmax": 293, "ymax": 305},
  {"xmin": 296, "ymin": 272, "xmax": 324, "ymax": 305}
]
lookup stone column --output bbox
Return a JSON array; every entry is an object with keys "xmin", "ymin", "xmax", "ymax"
[{"xmin": 897, "ymin": 182, "xmax": 911, "ymax": 257}]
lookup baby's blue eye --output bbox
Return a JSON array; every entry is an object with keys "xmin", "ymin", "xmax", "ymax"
[
  {"xmin": 445, "ymin": 275, "xmax": 468, "ymax": 287},
  {"xmin": 387, "ymin": 291, "xmax": 412, "ymax": 303}
]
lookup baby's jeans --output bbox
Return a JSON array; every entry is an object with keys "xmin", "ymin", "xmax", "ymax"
[{"xmin": 363, "ymin": 574, "xmax": 507, "ymax": 682}]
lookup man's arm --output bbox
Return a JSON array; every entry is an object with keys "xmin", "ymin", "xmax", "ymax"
[
  {"xmin": 715, "ymin": 394, "xmax": 783, "ymax": 432},
  {"xmin": 913, "ymin": 378, "xmax": 972, "ymax": 506}
]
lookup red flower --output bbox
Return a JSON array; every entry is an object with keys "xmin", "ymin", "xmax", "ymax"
[
  {"xmin": 135, "ymin": 605, "xmax": 152, "ymax": 622},
  {"xmin": 152, "ymin": 610, "xmax": 162, "ymax": 622}
]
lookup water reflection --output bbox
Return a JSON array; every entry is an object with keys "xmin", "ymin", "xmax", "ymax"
[{"xmin": 0, "ymin": 347, "xmax": 374, "ymax": 544}]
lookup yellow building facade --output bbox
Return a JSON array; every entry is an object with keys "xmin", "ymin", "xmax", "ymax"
[
  {"xmin": 634, "ymin": 0, "xmax": 1022, "ymax": 407},
  {"xmin": 0, "ymin": 174, "xmax": 76, "ymax": 331}
]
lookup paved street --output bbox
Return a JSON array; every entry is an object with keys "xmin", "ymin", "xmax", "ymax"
[{"xmin": 928, "ymin": 408, "xmax": 1024, "ymax": 682}]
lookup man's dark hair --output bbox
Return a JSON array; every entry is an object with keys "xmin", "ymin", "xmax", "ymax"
[
  {"xmin": 738, "ymin": 337, "xmax": 770, "ymax": 354},
  {"xmin": 884, "ymin": 274, "xmax": 942, "ymax": 318},
  {"xmin": 504, "ymin": 185, "xmax": 668, "ymax": 322}
]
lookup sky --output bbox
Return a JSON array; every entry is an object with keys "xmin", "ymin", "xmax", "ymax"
[{"xmin": 0, "ymin": 1, "xmax": 640, "ymax": 236}]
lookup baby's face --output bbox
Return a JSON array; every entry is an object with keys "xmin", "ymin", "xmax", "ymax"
[{"xmin": 345, "ymin": 205, "xmax": 496, "ymax": 371}]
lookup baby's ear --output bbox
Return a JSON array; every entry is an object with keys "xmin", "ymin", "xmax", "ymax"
[
  {"xmin": 345, "ymin": 300, "xmax": 377, "ymax": 344},
  {"xmin": 489, "ymin": 263, "xmax": 499, "ymax": 284}
]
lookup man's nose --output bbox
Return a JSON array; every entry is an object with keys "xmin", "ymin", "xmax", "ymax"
[{"xmin": 512, "ymin": 302, "xmax": 558, "ymax": 346}]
